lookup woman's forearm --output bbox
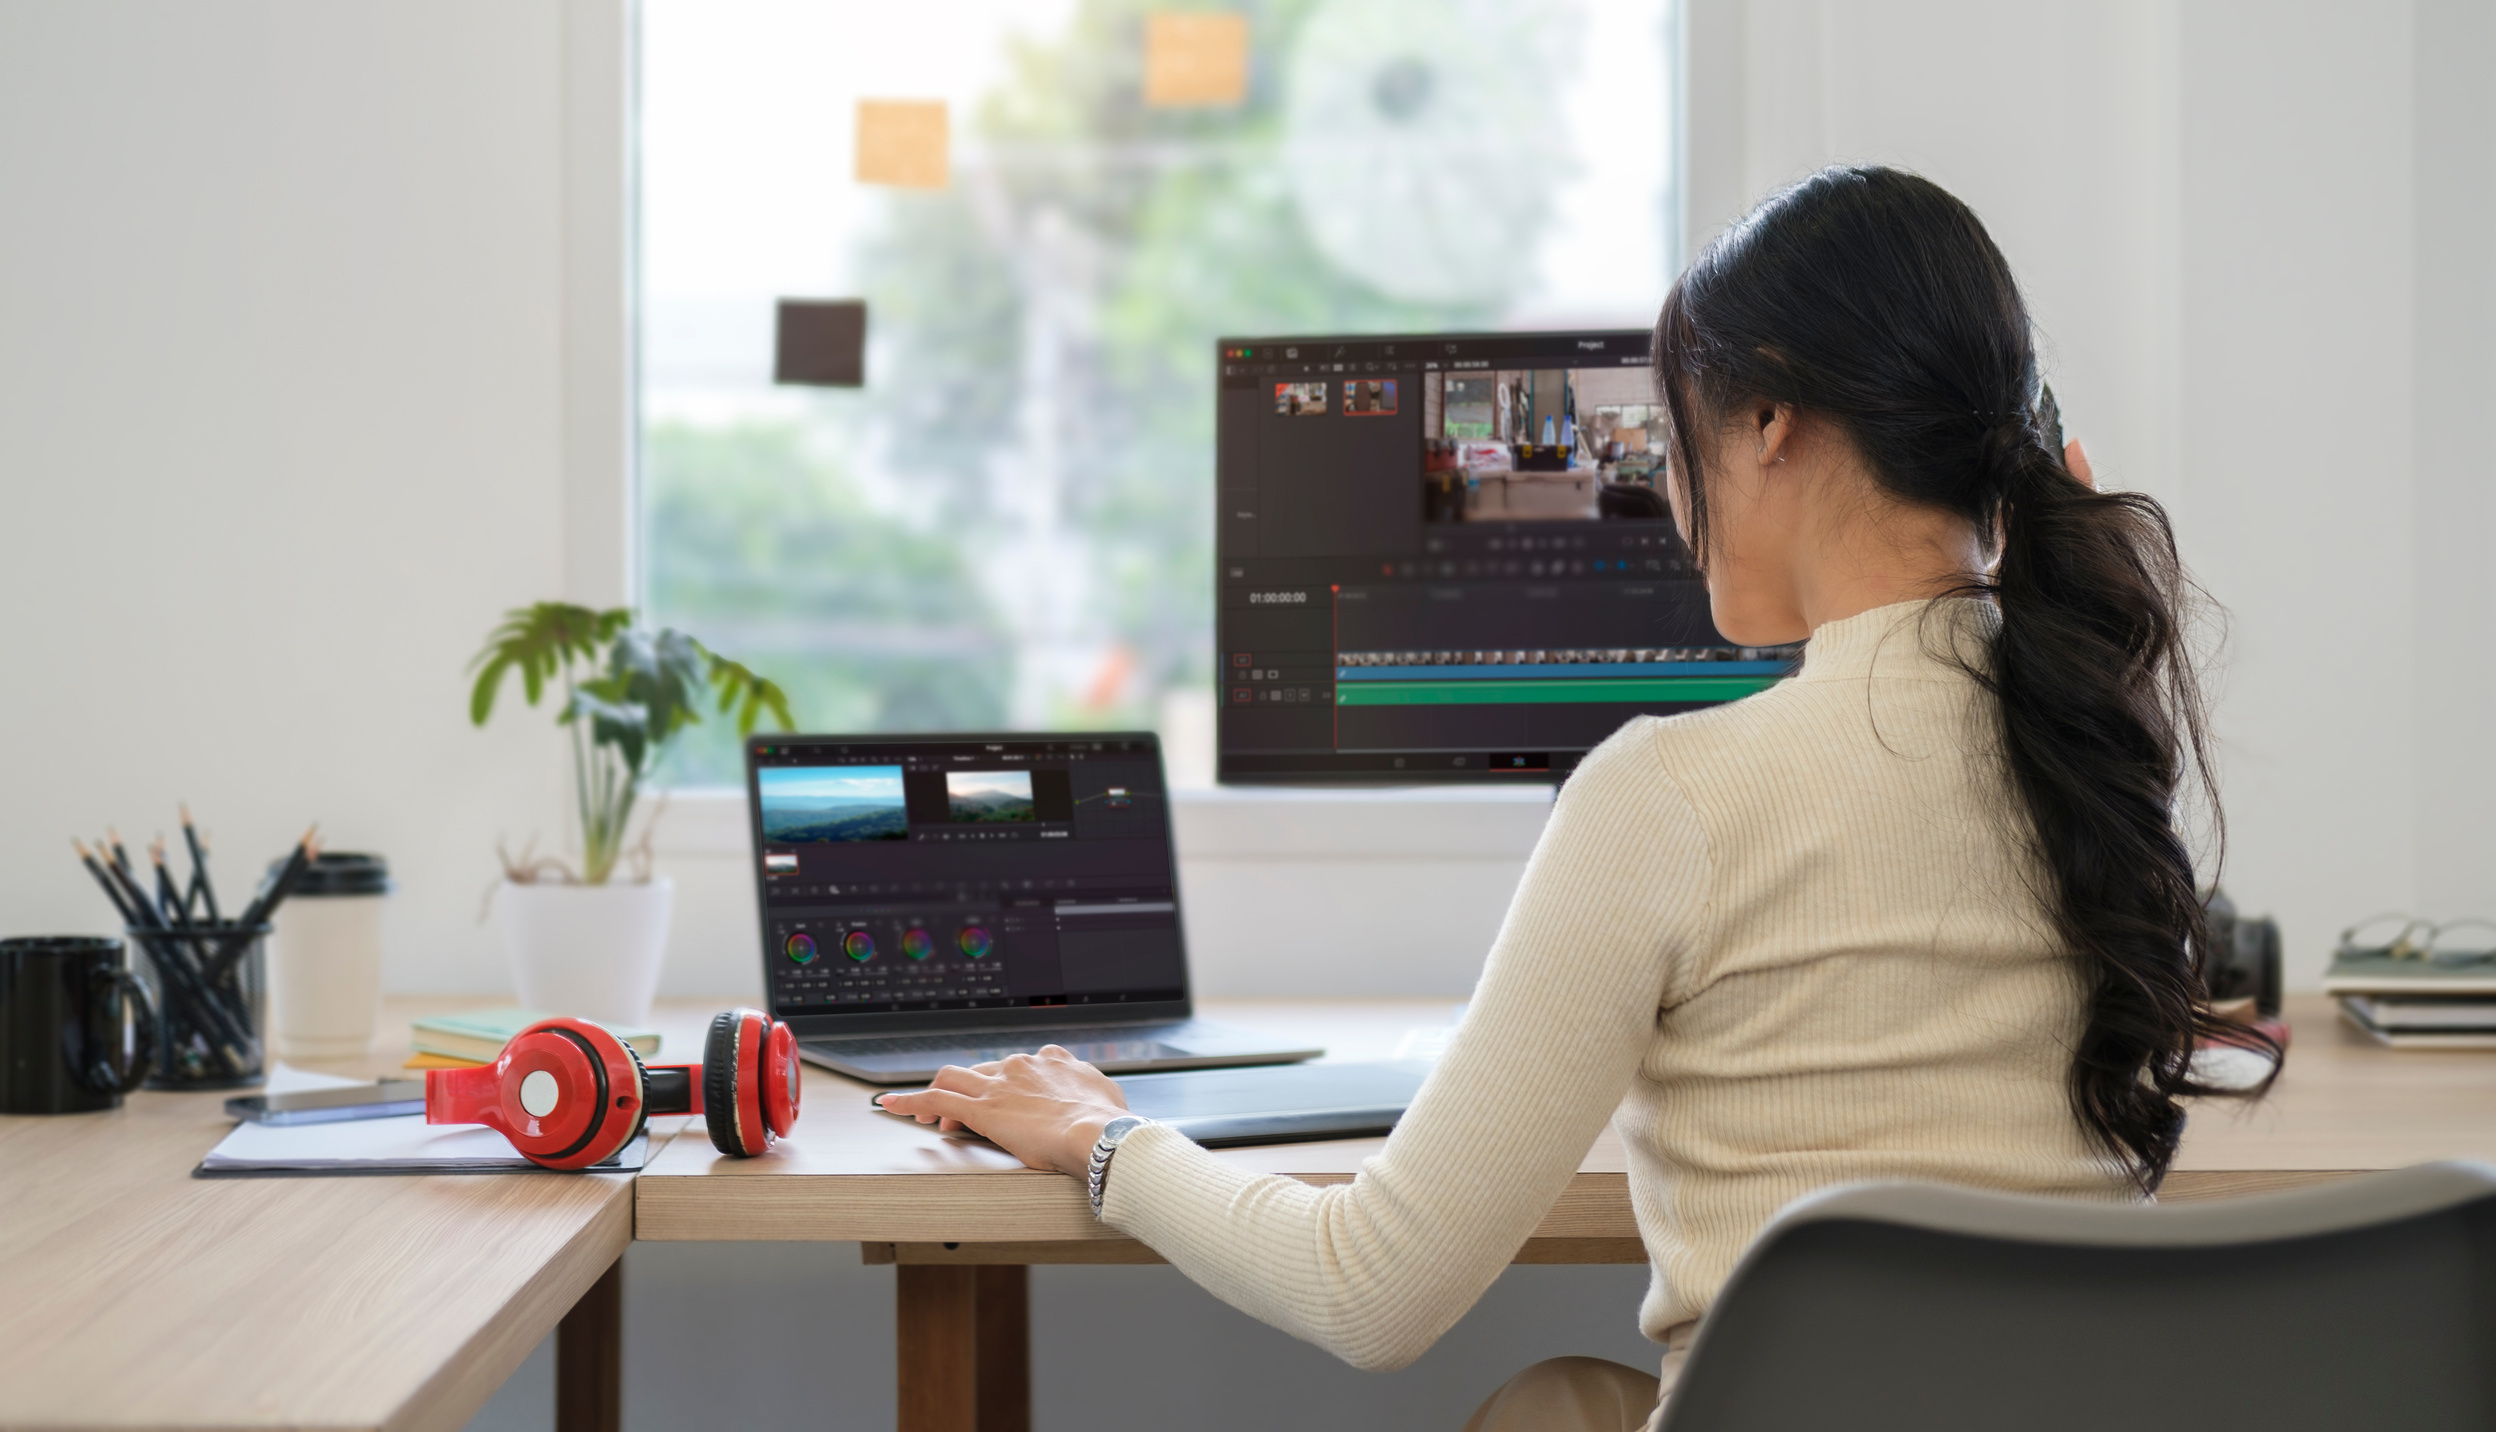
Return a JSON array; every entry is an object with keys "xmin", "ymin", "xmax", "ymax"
[{"xmin": 1101, "ymin": 724, "xmax": 1712, "ymax": 1368}]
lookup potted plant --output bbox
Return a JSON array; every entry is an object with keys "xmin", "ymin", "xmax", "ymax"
[{"xmin": 468, "ymin": 603, "xmax": 791, "ymax": 1027}]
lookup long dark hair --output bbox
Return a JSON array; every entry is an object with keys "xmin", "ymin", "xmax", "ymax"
[{"xmin": 1653, "ymin": 166, "xmax": 2276, "ymax": 1191}]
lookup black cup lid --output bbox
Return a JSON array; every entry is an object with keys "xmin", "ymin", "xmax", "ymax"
[{"xmin": 272, "ymin": 851, "xmax": 392, "ymax": 896}]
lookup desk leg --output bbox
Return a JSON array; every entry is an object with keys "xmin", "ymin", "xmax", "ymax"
[
  {"xmin": 898, "ymin": 1264, "xmax": 1029, "ymax": 1432},
  {"xmin": 557, "ymin": 1256, "xmax": 623, "ymax": 1432}
]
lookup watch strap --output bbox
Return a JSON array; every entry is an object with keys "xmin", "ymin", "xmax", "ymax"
[{"xmin": 1087, "ymin": 1115, "xmax": 1149, "ymax": 1219}]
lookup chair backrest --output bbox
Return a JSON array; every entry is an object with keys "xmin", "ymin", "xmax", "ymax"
[{"xmin": 1658, "ymin": 1162, "xmax": 2496, "ymax": 1432}]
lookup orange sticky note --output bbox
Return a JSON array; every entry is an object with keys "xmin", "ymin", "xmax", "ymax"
[
  {"xmin": 1144, "ymin": 12, "xmax": 1249, "ymax": 108},
  {"xmin": 855, "ymin": 99, "xmax": 949, "ymax": 188}
]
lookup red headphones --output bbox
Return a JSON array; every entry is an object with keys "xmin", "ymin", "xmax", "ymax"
[{"xmin": 424, "ymin": 1007, "xmax": 800, "ymax": 1169}]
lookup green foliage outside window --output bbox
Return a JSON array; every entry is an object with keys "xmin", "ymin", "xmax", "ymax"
[{"xmin": 647, "ymin": 0, "xmax": 1591, "ymax": 781}]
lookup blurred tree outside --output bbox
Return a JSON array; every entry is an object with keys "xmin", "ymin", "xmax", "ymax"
[
  {"xmin": 647, "ymin": 0, "xmax": 1623, "ymax": 782},
  {"xmin": 647, "ymin": 422, "xmax": 1012, "ymax": 784}
]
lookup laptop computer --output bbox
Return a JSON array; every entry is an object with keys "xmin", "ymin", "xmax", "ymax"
[{"xmin": 745, "ymin": 731, "xmax": 1322, "ymax": 1085}]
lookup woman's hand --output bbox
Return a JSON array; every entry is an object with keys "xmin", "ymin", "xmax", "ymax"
[{"xmin": 875, "ymin": 1045, "xmax": 1132, "ymax": 1176}]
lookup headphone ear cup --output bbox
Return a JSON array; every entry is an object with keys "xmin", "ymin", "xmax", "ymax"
[
  {"xmin": 502, "ymin": 1018, "xmax": 641, "ymax": 1170},
  {"xmin": 702, "ymin": 1009, "xmax": 745, "ymax": 1156},
  {"xmin": 617, "ymin": 1039, "xmax": 652, "ymax": 1155}
]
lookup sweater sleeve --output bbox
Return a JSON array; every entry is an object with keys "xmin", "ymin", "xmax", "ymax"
[{"xmin": 1099, "ymin": 723, "xmax": 1714, "ymax": 1370}]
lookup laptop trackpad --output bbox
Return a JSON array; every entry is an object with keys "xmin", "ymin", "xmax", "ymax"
[{"xmin": 1036, "ymin": 1039, "xmax": 1185, "ymax": 1064}]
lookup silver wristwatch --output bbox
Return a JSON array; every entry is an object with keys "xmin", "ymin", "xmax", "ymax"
[{"xmin": 1086, "ymin": 1116, "xmax": 1149, "ymax": 1219}]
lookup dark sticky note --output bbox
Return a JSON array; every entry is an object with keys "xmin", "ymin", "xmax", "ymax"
[{"xmin": 775, "ymin": 299, "xmax": 866, "ymax": 387}]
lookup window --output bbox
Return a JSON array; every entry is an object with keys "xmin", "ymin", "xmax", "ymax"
[{"xmin": 639, "ymin": 0, "xmax": 1683, "ymax": 783}]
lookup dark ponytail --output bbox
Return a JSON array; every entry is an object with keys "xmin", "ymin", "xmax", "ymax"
[{"xmin": 1653, "ymin": 166, "xmax": 2277, "ymax": 1190}]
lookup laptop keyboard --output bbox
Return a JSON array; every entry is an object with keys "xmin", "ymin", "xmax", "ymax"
[{"xmin": 808, "ymin": 1026, "xmax": 1181, "ymax": 1063}]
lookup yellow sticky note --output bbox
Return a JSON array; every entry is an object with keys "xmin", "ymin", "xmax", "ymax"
[
  {"xmin": 855, "ymin": 99, "xmax": 949, "ymax": 188},
  {"xmin": 1144, "ymin": 12, "xmax": 1249, "ymax": 108}
]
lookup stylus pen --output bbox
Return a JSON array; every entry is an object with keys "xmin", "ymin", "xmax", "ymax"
[{"xmin": 180, "ymin": 804, "xmax": 221, "ymax": 924}]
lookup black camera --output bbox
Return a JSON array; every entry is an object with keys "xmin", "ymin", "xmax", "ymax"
[{"xmin": 2202, "ymin": 888, "xmax": 2282, "ymax": 1017}]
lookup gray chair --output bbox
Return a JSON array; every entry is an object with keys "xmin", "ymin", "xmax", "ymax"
[{"xmin": 1659, "ymin": 1162, "xmax": 2496, "ymax": 1432}]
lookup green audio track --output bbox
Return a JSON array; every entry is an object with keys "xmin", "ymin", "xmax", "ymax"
[{"xmin": 1334, "ymin": 677, "xmax": 1781, "ymax": 707}]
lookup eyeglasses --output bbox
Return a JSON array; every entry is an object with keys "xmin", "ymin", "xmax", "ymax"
[{"xmin": 2336, "ymin": 913, "xmax": 2496, "ymax": 966}]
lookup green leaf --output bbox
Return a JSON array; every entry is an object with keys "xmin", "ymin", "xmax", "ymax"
[
  {"xmin": 473, "ymin": 601, "xmax": 789, "ymax": 791},
  {"xmin": 702, "ymin": 651, "xmax": 796, "ymax": 737},
  {"xmin": 566, "ymin": 684, "xmax": 652, "ymax": 777},
  {"xmin": 468, "ymin": 654, "xmax": 512, "ymax": 726},
  {"xmin": 466, "ymin": 602, "xmax": 634, "ymax": 728}
]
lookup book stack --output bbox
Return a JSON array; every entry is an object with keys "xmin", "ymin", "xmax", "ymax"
[
  {"xmin": 404, "ymin": 1008, "xmax": 663, "ymax": 1070},
  {"xmin": 2323, "ymin": 952, "xmax": 2496, "ymax": 1049}
]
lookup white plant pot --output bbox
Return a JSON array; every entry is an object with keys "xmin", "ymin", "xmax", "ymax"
[{"xmin": 497, "ymin": 878, "xmax": 673, "ymax": 1030}]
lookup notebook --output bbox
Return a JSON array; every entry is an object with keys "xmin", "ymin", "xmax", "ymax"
[
  {"xmin": 2336, "ymin": 995, "xmax": 2496, "ymax": 1050},
  {"xmin": 2320, "ymin": 952, "xmax": 2496, "ymax": 997},
  {"xmin": 410, "ymin": 1007, "xmax": 662, "ymax": 1063}
]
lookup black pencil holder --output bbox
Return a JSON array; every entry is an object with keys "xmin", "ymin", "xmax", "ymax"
[{"xmin": 127, "ymin": 923, "xmax": 267, "ymax": 1089}]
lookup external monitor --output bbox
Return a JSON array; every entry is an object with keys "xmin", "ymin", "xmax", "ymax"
[{"xmin": 1214, "ymin": 328, "xmax": 1795, "ymax": 783}]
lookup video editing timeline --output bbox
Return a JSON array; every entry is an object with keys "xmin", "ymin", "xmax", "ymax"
[
  {"xmin": 1216, "ymin": 329, "xmax": 1801, "ymax": 782},
  {"xmin": 747, "ymin": 737, "xmax": 1186, "ymax": 1019}
]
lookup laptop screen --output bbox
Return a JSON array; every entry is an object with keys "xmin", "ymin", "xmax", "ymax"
[{"xmin": 744, "ymin": 733, "xmax": 1189, "ymax": 1032}]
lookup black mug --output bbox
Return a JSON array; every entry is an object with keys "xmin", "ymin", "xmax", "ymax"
[{"xmin": 0, "ymin": 936, "xmax": 158, "ymax": 1114}]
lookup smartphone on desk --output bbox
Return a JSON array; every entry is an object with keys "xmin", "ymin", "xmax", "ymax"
[{"xmin": 225, "ymin": 1080, "xmax": 426, "ymax": 1125}]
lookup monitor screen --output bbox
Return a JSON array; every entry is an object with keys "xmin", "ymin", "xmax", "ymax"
[
  {"xmin": 1215, "ymin": 330, "xmax": 1796, "ymax": 783},
  {"xmin": 745, "ymin": 734, "xmax": 1188, "ymax": 1031}
]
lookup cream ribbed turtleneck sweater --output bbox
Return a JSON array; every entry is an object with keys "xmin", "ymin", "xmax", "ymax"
[{"xmin": 1101, "ymin": 598, "xmax": 2135, "ymax": 1373}]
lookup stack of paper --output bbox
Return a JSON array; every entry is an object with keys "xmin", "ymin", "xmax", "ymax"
[
  {"xmin": 195, "ymin": 1063, "xmax": 647, "ymax": 1175},
  {"xmin": 198, "ymin": 1117, "xmax": 648, "ymax": 1175}
]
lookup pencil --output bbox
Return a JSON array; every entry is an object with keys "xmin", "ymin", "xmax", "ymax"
[
  {"xmin": 74, "ymin": 840, "xmax": 255, "ymax": 1075},
  {"xmin": 97, "ymin": 839, "xmax": 162, "ymax": 929},
  {"xmin": 106, "ymin": 828, "xmax": 139, "ymax": 892},
  {"xmin": 206, "ymin": 826, "xmax": 318, "ymax": 979},
  {"xmin": 179, "ymin": 804, "xmax": 221, "ymax": 924},
  {"xmin": 73, "ymin": 840, "xmax": 142, "ymax": 927},
  {"xmin": 152, "ymin": 840, "xmax": 191, "ymax": 931}
]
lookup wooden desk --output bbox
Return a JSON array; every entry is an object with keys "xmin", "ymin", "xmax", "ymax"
[
  {"xmin": 636, "ymin": 994, "xmax": 2496, "ymax": 1432},
  {"xmin": 11, "ymin": 994, "xmax": 2486, "ymax": 1431},
  {"xmin": 0, "ymin": 998, "xmax": 706, "ymax": 1432}
]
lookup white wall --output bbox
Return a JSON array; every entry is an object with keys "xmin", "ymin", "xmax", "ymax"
[
  {"xmin": 2407, "ymin": 0, "xmax": 2496, "ymax": 922},
  {"xmin": 1682, "ymin": 0, "xmax": 2491, "ymax": 986},
  {"xmin": 2175, "ymin": 0, "xmax": 2424, "ymax": 984},
  {"xmin": 0, "ymin": 2, "xmax": 576, "ymax": 988}
]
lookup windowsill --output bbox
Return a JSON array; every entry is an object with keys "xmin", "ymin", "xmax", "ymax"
[{"xmin": 645, "ymin": 783, "xmax": 1554, "ymax": 860}]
